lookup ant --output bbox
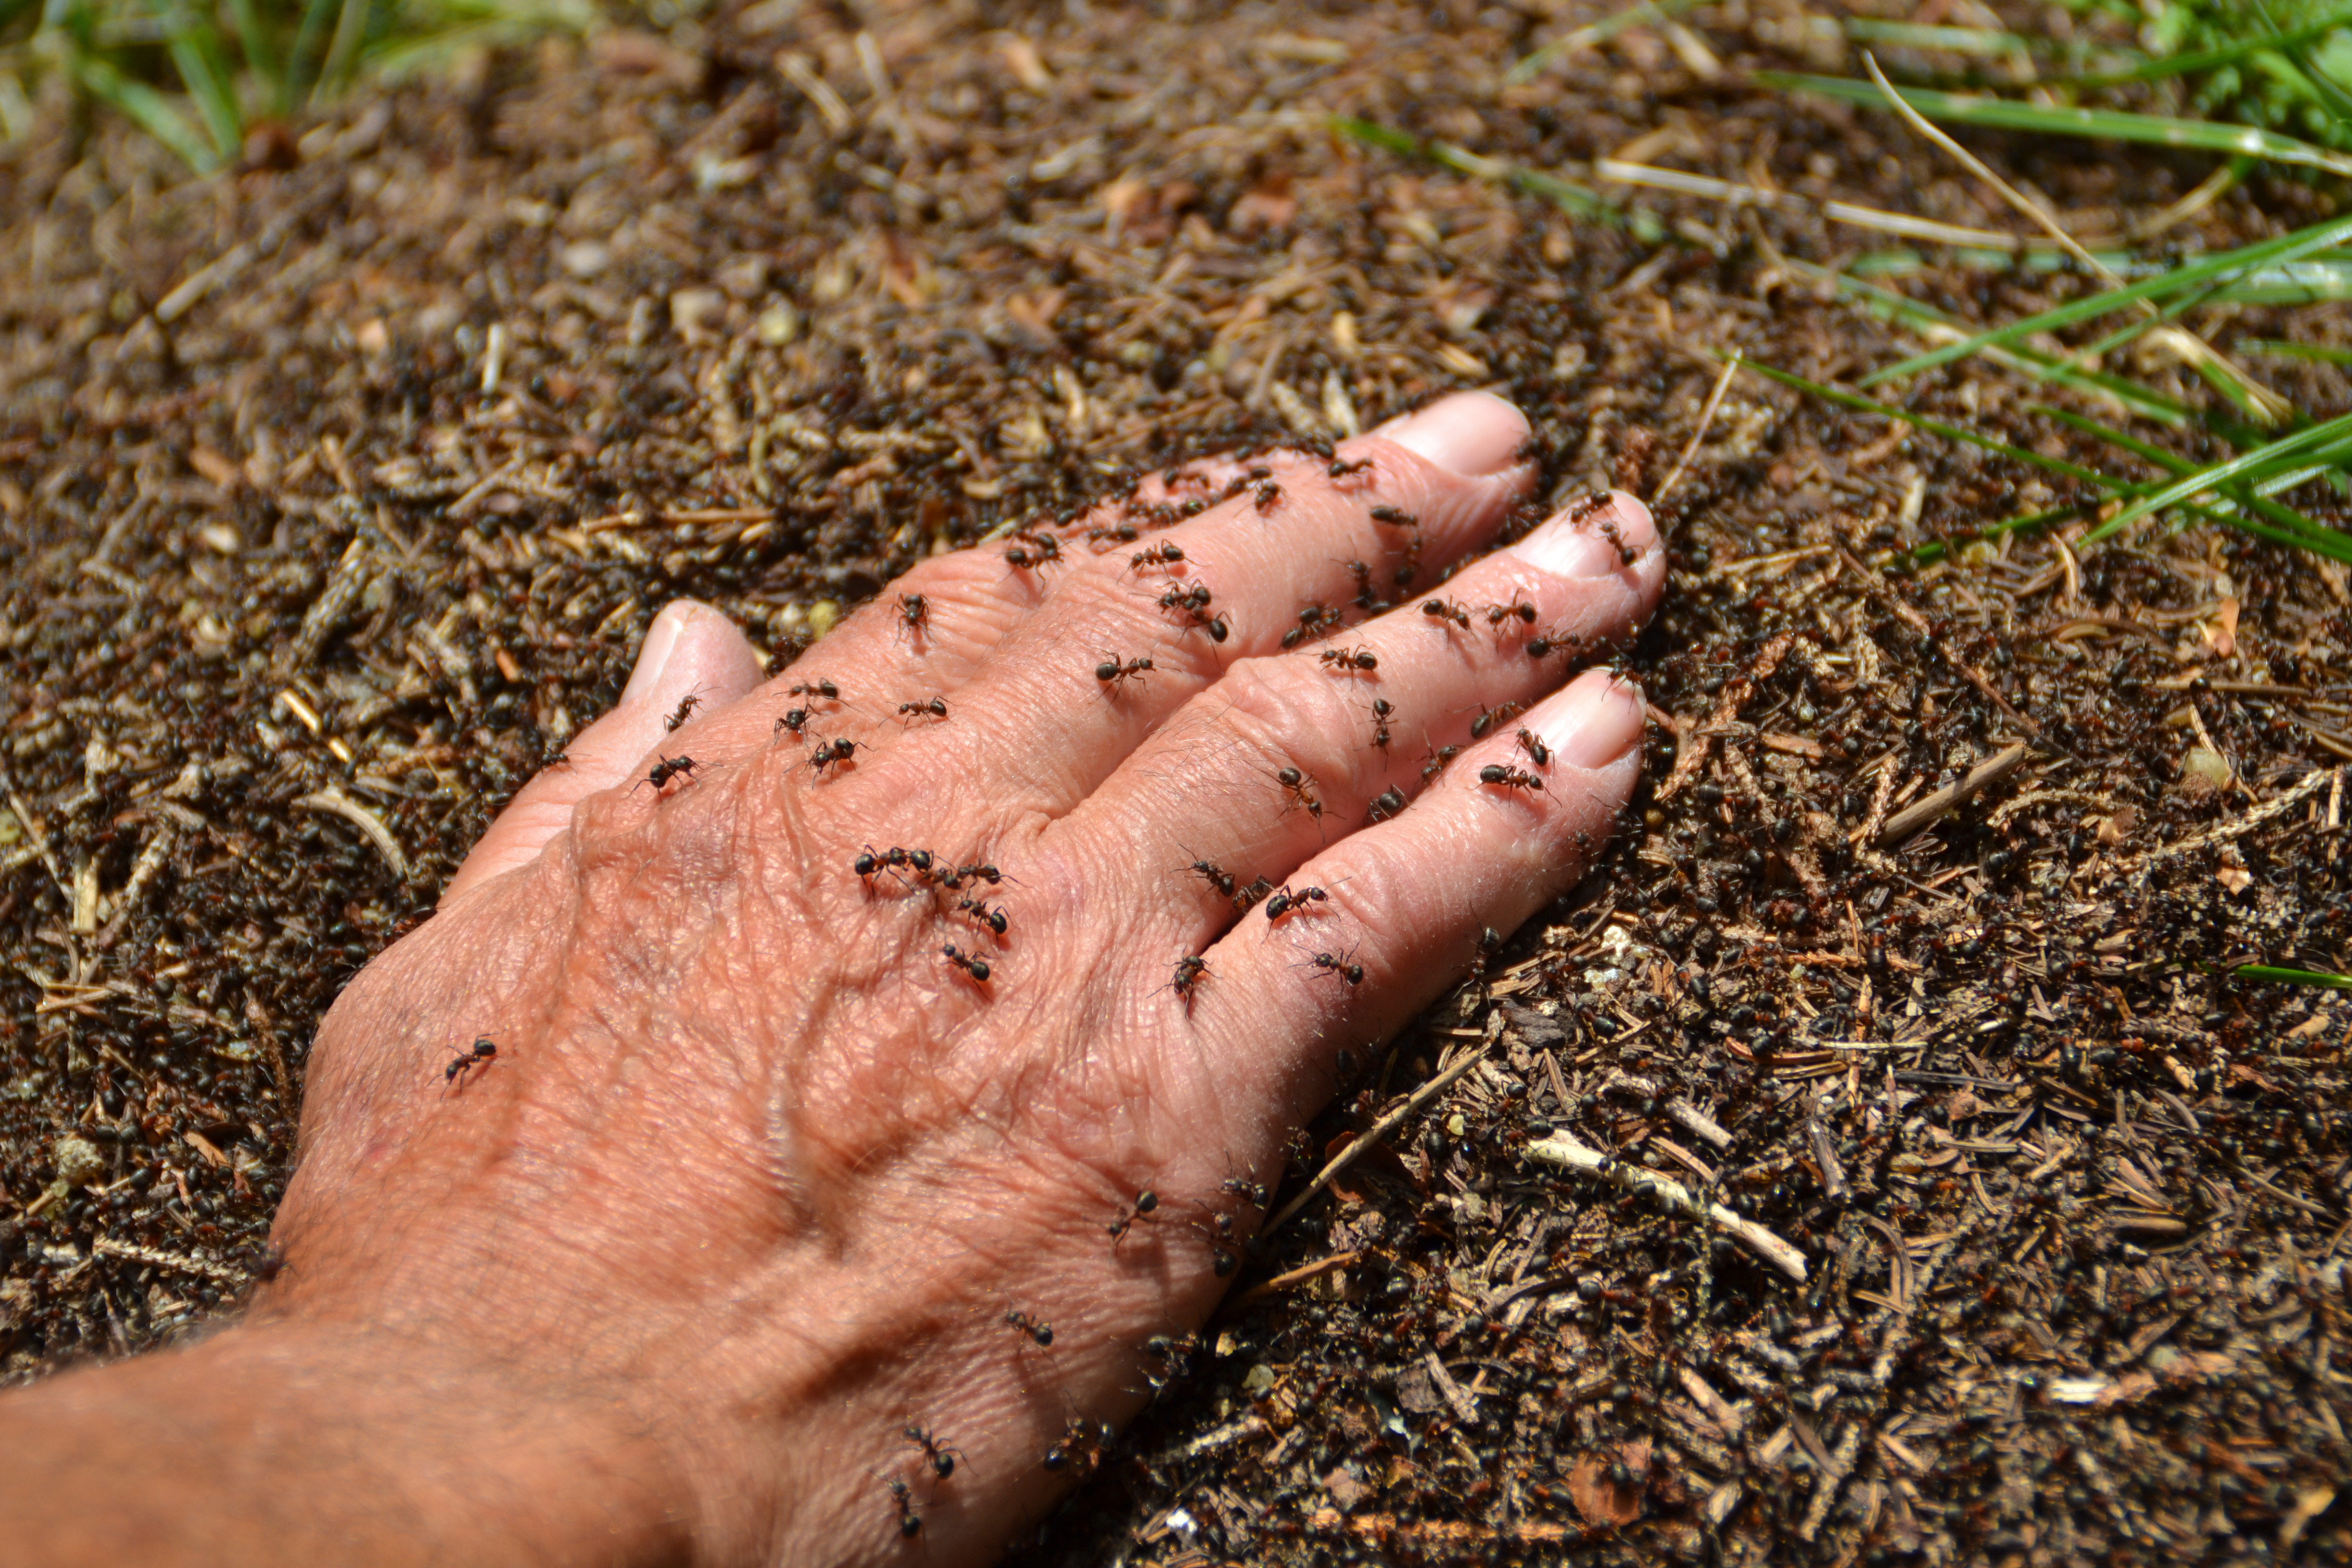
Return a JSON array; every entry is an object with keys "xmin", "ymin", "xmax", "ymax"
[
  {"xmin": 1526, "ymin": 623, "xmax": 1586, "ymax": 660},
  {"xmin": 945, "ymin": 861, "xmax": 1009, "ymax": 891},
  {"xmin": 1329, "ymin": 455, "xmax": 1375, "ymax": 481},
  {"xmin": 1281, "ymin": 604, "xmax": 1344, "ymax": 648},
  {"xmin": 635, "ymin": 755, "xmax": 698, "ymax": 793},
  {"xmin": 807, "ymin": 737, "xmax": 857, "ymax": 775},
  {"xmin": 1318, "ymin": 645, "xmax": 1378, "ymax": 673},
  {"xmin": 443, "ymin": 1035, "xmax": 497, "ymax": 1088},
  {"xmin": 887, "ymin": 1478, "xmax": 922, "ymax": 1538},
  {"xmin": 1186, "ymin": 855, "xmax": 1237, "ymax": 900},
  {"xmin": 1367, "ymin": 784, "xmax": 1407, "ymax": 822},
  {"xmin": 1044, "ymin": 1415, "xmax": 1110, "ymax": 1477},
  {"xmin": 1369, "ymin": 505, "xmax": 1417, "ymax": 528},
  {"xmin": 1107, "ymin": 1190, "xmax": 1159, "ymax": 1248},
  {"xmin": 855, "ymin": 844, "xmax": 923, "ymax": 880},
  {"xmin": 1483, "ymin": 594, "xmax": 1538, "ymax": 627},
  {"xmin": 1368, "ymin": 695, "xmax": 1394, "ymax": 751},
  {"xmin": 898, "ymin": 696, "xmax": 948, "ymax": 722},
  {"xmin": 1158, "ymin": 581, "xmax": 1213, "ymax": 617},
  {"xmin": 1085, "ymin": 521, "xmax": 1140, "ymax": 547},
  {"xmin": 1478, "ymin": 764, "xmax": 1546, "ymax": 792},
  {"xmin": 1394, "ymin": 532, "xmax": 1422, "ymax": 586},
  {"xmin": 896, "ymin": 593, "xmax": 928, "ymax": 641},
  {"xmin": 1006, "ymin": 1309, "xmax": 1055, "ymax": 1346},
  {"xmin": 1342, "ymin": 559, "xmax": 1387, "ymax": 612},
  {"xmin": 665, "ymin": 692, "xmax": 702, "ymax": 732},
  {"xmin": 1307, "ymin": 948, "xmax": 1366, "ymax": 986},
  {"xmin": 904, "ymin": 1425, "xmax": 966, "ymax": 1480},
  {"xmin": 1095, "ymin": 652, "xmax": 1153, "ymax": 685},
  {"xmin": 942, "ymin": 944, "xmax": 992, "ymax": 983},
  {"xmin": 789, "ymin": 677, "xmax": 841, "ymax": 702},
  {"xmin": 1264, "ymin": 884, "xmax": 1332, "ymax": 923},
  {"xmin": 775, "ymin": 708, "xmax": 810, "ymax": 736},
  {"xmin": 1231, "ymin": 874, "xmax": 1275, "ymax": 913},
  {"xmin": 1169, "ymin": 954, "xmax": 1208, "ymax": 1000},
  {"xmin": 956, "ymin": 897, "xmax": 1009, "ymax": 937},
  {"xmin": 1253, "ymin": 479, "xmax": 1282, "ymax": 513},
  {"xmin": 1421, "ymin": 744, "xmax": 1462, "ymax": 781},
  {"xmin": 1517, "ymin": 727, "xmax": 1552, "ymax": 766},
  {"xmin": 1276, "ymin": 765, "xmax": 1326, "ymax": 825},
  {"xmin": 1421, "ymin": 598, "xmax": 1472, "ymax": 629},
  {"xmin": 1130, "ymin": 542, "xmax": 1186, "ymax": 572},
  {"xmin": 1004, "ymin": 530, "xmax": 1063, "ymax": 570},
  {"xmin": 1221, "ymin": 1173, "xmax": 1268, "ymax": 1210},
  {"xmin": 1182, "ymin": 1217, "xmax": 1239, "ymax": 1277},
  {"xmin": 1469, "ymin": 701, "xmax": 1526, "ymax": 741},
  {"xmin": 1565, "ymin": 489, "xmax": 1610, "ymax": 525}
]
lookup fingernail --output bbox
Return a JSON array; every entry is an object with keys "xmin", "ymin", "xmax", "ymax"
[
  {"xmin": 620, "ymin": 605, "xmax": 689, "ymax": 709},
  {"xmin": 1534, "ymin": 670, "xmax": 1645, "ymax": 770},
  {"xmin": 1370, "ymin": 391, "xmax": 1531, "ymax": 477},
  {"xmin": 1507, "ymin": 492, "xmax": 1659, "ymax": 579}
]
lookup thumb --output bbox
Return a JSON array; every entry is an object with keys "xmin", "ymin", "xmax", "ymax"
[{"xmin": 442, "ymin": 600, "xmax": 766, "ymax": 903}]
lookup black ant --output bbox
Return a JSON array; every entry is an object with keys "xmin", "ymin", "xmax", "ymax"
[
  {"xmin": 808, "ymin": 738, "xmax": 856, "ymax": 775},
  {"xmin": 789, "ymin": 677, "xmax": 841, "ymax": 702},
  {"xmin": 1342, "ymin": 559, "xmax": 1386, "ymax": 612},
  {"xmin": 545, "ymin": 750, "xmax": 572, "ymax": 769},
  {"xmin": 1187, "ymin": 855, "xmax": 1237, "ymax": 899},
  {"xmin": 1264, "ymin": 884, "xmax": 1332, "ymax": 923},
  {"xmin": 1231, "ymin": 874, "xmax": 1275, "ymax": 913},
  {"xmin": 1367, "ymin": 784, "xmax": 1407, "ymax": 822},
  {"xmin": 942, "ymin": 943, "xmax": 991, "ymax": 983},
  {"xmin": 1221, "ymin": 1172, "xmax": 1269, "ymax": 1209},
  {"xmin": 948, "ymin": 861, "xmax": 1008, "ymax": 890},
  {"xmin": 1369, "ymin": 505, "xmax": 1417, "ymax": 528},
  {"xmin": 1130, "ymin": 542, "xmax": 1186, "ymax": 572},
  {"xmin": 1158, "ymin": 581, "xmax": 1213, "ymax": 617},
  {"xmin": 896, "ymin": 593, "xmax": 928, "ymax": 641},
  {"xmin": 1182, "ymin": 1216, "xmax": 1239, "ymax": 1277},
  {"xmin": 1006, "ymin": 1309, "xmax": 1054, "ymax": 1346},
  {"xmin": 1421, "ymin": 598, "xmax": 1472, "ymax": 629},
  {"xmin": 1169, "ymin": 954, "xmax": 1208, "ymax": 1000},
  {"xmin": 898, "ymin": 696, "xmax": 948, "ymax": 721},
  {"xmin": 957, "ymin": 897, "xmax": 1009, "ymax": 937},
  {"xmin": 904, "ymin": 1425, "xmax": 966, "ymax": 1480},
  {"xmin": 1281, "ymin": 604, "xmax": 1344, "ymax": 648},
  {"xmin": 1330, "ymin": 455, "xmax": 1375, "ymax": 481},
  {"xmin": 1470, "ymin": 701, "xmax": 1525, "ymax": 741},
  {"xmin": 1085, "ymin": 521, "xmax": 1139, "ymax": 547},
  {"xmin": 665, "ymin": 692, "xmax": 702, "ymax": 731},
  {"xmin": 1483, "ymin": 594, "xmax": 1538, "ymax": 627},
  {"xmin": 1095, "ymin": 652, "xmax": 1153, "ymax": 685},
  {"xmin": 1044, "ymin": 1415, "xmax": 1109, "ymax": 1476},
  {"xmin": 775, "ymin": 708, "xmax": 809, "ymax": 736},
  {"xmin": 1517, "ymin": 726, "xmax": 1552, "ymax": 766},
  {"xmin": 443, "ymin": 1035, "xmax": 497, "ymax": 1088},
  {"xmin": 1253, "ymin": 479, "xmax": 1282, "ymax": 513},
  {"xmin": 1318, "ymin": 645, "xmax": 1378, "ymax": 673},
  {"xmin": 855, "ymin": 844, "xmax": 925, "ymax": 880},
  {"xmin": 1422, "ymin": 744, "xmax": 1462, "ymax": 781},
  {"xmin": 1478, "ymin": 764, "xmax": 1545, "ymax": 792},
  {"xmin": 635, "ymin": 755, "xmax": 698, "ymax": 793},
  {"xmin": 887, "ymin": 1478, "xmax": 922, "ymax": 1538},
  {"xmin": 1276, "ymin": 765, "xmax": 1326, "ymax": 824},
  {"xmin": 1307, "ymin": 948, "xmax": 1365, "ymax": 985},
  {"xmin": 1107, "ymin": 1189, "xmax": 1159, "ymax": 1247},
  {"xmin": 1367, "ymin": 696, "xmax": 1395, "ymax": 751},
  {"xmin": 1565, "ymin": 489, "xmax": 1610, "ymax": 524},
  {"xmin": 1394, "ymin": 533, "xmax": 1422, "ymax": 586},
  {"xmin": 1004, "ymin": 530, "xmax": 1063, "ymax": 570}
]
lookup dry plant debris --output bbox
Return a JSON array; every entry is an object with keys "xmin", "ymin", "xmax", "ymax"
[{"xmin": 2, "ymin": 2, "xmax": 2351, "ymax": 1563}]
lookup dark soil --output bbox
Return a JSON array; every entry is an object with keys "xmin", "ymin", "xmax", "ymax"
[{"xmin": 4, "ymin": 2, "xmax": 2352, "ymax": 1562}]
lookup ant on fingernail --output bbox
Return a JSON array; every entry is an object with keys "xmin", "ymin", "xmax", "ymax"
[{"xmin": 1517, "ymin": 727, "xmax": 1552, "ymax": 767}]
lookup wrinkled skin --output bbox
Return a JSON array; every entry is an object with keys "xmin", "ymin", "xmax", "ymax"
[{"xmin": 0, "ymin": 392, "xmax": 1665, "ymax": 1567}]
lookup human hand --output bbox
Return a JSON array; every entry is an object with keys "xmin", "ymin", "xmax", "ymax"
[{"xmin": 249, "ymin": 390, "xmax": 1665, "ymax": 1564}]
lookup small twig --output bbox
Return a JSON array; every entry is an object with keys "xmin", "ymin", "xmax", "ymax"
[
  {"xmin": 92, "ymin": 1236, "xmax": 248, "ymax": 1285},
  {"xmin": 1653, "ymin": 351, "xmax": 1742, "ymax": 507},
  {"xmin": 293, "ymin": 787, "xmax": 408, "ymax": 878},
  {"xmin": 1525, "ymin": 1131, "xmax": 1808, "ymax": 1281},
  {"xmin": 1228, "ymin": 1250, "xmax": 1362, "ymax": 1310},
  {"xmin": 1264, "ymin": 1038, "xmax": 1496, "ymax": 1236},
  {"xmin": 2132, "ymin": 765, "xmax": 2341, "ymax": 867},
  {"xmin": 1875, "ymin": 742, "xmax": 2035, "ymax": 848}
]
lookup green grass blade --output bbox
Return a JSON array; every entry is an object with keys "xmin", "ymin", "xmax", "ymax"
[
  {"xmin": 1741, "ymin": 358, "xmax": 2125, "ymax": 489},
  {"xmin": 2059, "ymin": 4, "xmax": 2352, "ymax": 88},
  {"xmin": 146, "ymin": 0, "xmax": 241, "ymax": 159},
  {"xmin": 2082, "ymin": 406, "xmax": 2352, "ymax": 543},
  {"xmin": 2033, "ymin": 403, "xmax": 2351, "ymax": 545},
  {"xmin": 1760, "ymin": 71, "xmax": 2352, "ymax": 178},
  {"xmin": 1328, "ymin": 115, "xmax": 1646, "ymax": 233},
  {"xmin": 1859, "ymin": 211, "xmax": 2352, "ymax": 385},
  {"xmin": 1842, "ymin": 19, "xmax": 2039, "ymax": 56},
  {"xmin": 224, "ymin": 0, "xmax": 286, "ymax": 116},
  {"xmin": 1507, "ymin": 0, "xmax": 1705, "ymax": 84},
  {"xmin": 2242, "ymin": 337, "xmax": 2352, "ymax": 365},
  {"xmin": 288, "ymin": 0, "xmax": 340, "ymax": 105},
  {"xmin": 2230, "ymin": 964, "xmax": 2352, "ymax": 989},
  {"xmin": 68, "ymin": 48, "xmax": 219, "ymax": 171}
]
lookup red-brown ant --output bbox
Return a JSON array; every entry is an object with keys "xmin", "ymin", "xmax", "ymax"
[
  {"xmin": 903, "ymin": 1425, "xmax": 966, "ymax": 1480},
  {"xmin": 807, "ymin": 738, "xmax": 856, "ymax": 775},
  {"xmin": 1516, "ymin": 727, "xmax": 1552, "ymax": 766},
  {"xmin": 1253, "ymin": 480, "xmax": 1282, "ymax": 513},
  {"xmin": 1004, "ymin": 530, "xmax": 1063, "ymax": 570},
  {"xmin": 1222, "ymin": 1173, "xmax": 1268, "ymax": 1209},
  {"xmin": 1368, "ymin": 696, "xmax": 1395, "ymax": 751},
  {"xmin": 898, "ymin": 696, "xmax": 948, "ymax": 721},
  {"xmin": 443, "ymin": 1035, "xmax": 497, "ymax": 1088},
  {"xmin": 1317, "ymin": 645, "xmax": 1377, "ymax": 673},
  {"xmin": 1276, "ymin": 765, "xmax": 1326, "ymax": 824},
  {"xmin": 1342, "ymin": 559, "xmax": 1385, "ymax": 612},
  {"xmin": 789, "ymin": 677, "xmax": 841, "ymax": 702},
  {"xmin": 1281, "ymin": 604, "xmax": 1344, "ymax": 648},
  {"xmin": 1231, "ymin": 874, "xmax": 1275, "ymax": 913},
  {"xmin": 665, "ymin": 692, "xmax": 702, "ymax": 731},
  {"xmin": 1095, "ymin": 652, "xmax": 1153, "ymax": 685},
  {"xmin": 1369, "ymin": 505, "xmax": 1417, "ymax": 528},
  {"xmin": 1565, "ymin": 489, "xmax": 1609, "ymax": 524},
  {"xmin": 1169, "ymin": 954, "xmax": 1208, "ymax": 1000},
  {"xmin": 1107, "ymin": 1189, "xmax": 1158, "ymax": 1247},
  {"xmin": 1085, "ymin": 521, "xmax": 1139, "ymax": 547},
  {"xmin": 1483, "ymin": 593, "xmax": 1538, "ymax": 627},
  {"xmin": 1470, "ymin": 701, "xmax": 1526, "ymax": 741},
  {"xmin": 1264, "ymin": 884, "xmax": 1331, "ymax": 923},
  {"xmin": 1130, "ymin": 542, "xmax": 1186, "ymax": 572},
  {"xmin": 1421, "ymin": 744, "xmax": 1462, "ymax": 781},
  {"xmin": 942, "ymin": 944, "xmax": 991, "ymax": 983},
  {"xmin": 1006, "ymin": 1309, "xmax": 1055, "ymax": 1346},
  {"xmin": 1307, "ymin": 948, "xmax": 1366, "ymax": 985},
  {"xmin": 1186, "ymin": 855, "xmax": 1237, "ymax": 899},
  {"xmin": 1044, "ymin": 1415, "xmax": 1110, "ymax": 1476},
  {"xmin": 896, "ymin": 593, "xmax": 928, "ymax": 641},
  {"xmin": 1367, "ymin": 785, "xmax": 1407, "ymax": 822},
  {"xmin": 1421, "ymin": 598, "xmax": 1472, "ymax": 629},
  {"xmin": 887, "ymin": 1478, "xmax": 922, "ymax": 1537},
  {"xmin": 1478, "ymin": 764, "xmax": 1546, "ymax": 792},
  {"xmin": 1527, "ymin": 624, "xmax": 1584, "ymax": 660},
  {"xmin": 636, "ymin": 755, "xmax": 698, "ymax": 793},
  {"xmin": 1329, "ymin": 455, "xmax": 1375, "ymax": 481}
]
